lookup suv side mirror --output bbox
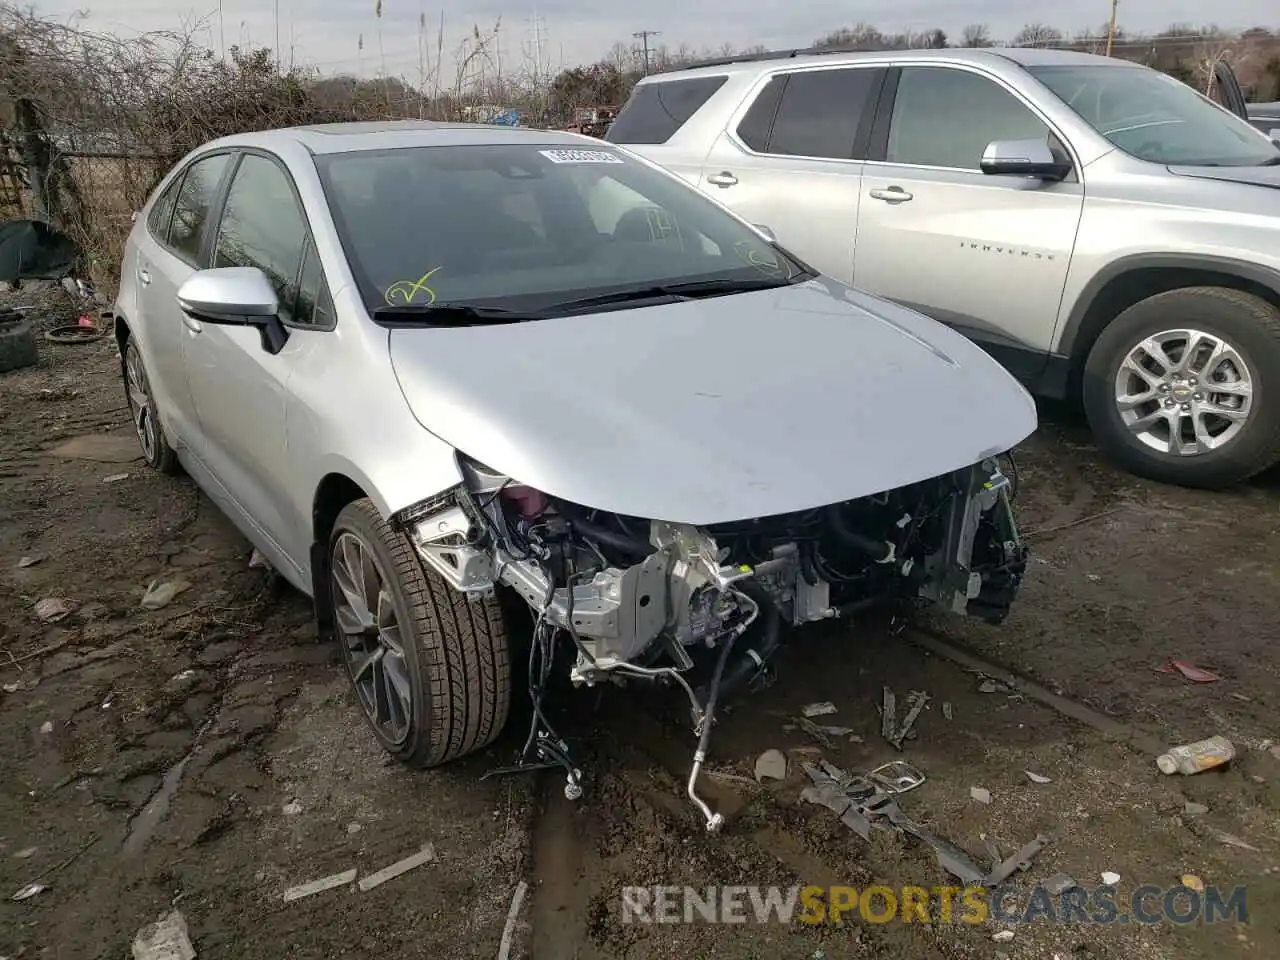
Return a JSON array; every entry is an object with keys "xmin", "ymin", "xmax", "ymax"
[
  {"xmin": 1269, "ymin": 128, "xmax": 1280, "ymax": 147},
  {"xmin": 753, "ymin": 223, "xmax": 777, "ymax": 243},
  {"xmin": 177, "ymin": 266, "xmax": 289, "ymax": 354},
  {"xmin": 980, "ymin": 139, "xmax": 1072, "ymax": 181}
]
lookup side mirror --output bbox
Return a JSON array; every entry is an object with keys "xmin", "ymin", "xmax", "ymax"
[
  {"xmin": 752, "ymin": 223, "xmax": 777, "ymax": 243},
  {"xmin": 980, "ymin": 139, "xmax": 1072, "ymax": 181},
  {"xmin": 1269, "ymin": 128, "xmax": 1280, "ymax": 147},
  {"xmin": 177, "ymin": 267, "xmax": 288, "ymax": 353}
]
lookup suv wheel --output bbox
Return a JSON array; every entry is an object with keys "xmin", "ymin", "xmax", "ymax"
[
  {"xmin": 122, "ymin": 340, "xmax": 181, "ymax": 474},
  {"xmin": 329, "ymin": 498, "xmax": 512, "ymax": 767},
  {"xmin": 1083, "ymin": 286, "xmax": 1280, "ymax": 488}
]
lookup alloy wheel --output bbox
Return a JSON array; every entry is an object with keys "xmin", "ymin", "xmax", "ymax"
[
  {"xmin": 1113, "ymin": 327, "xmax": 1253, "ymax": 456},
  {"xmin": 331, "ymin": 531, "xmax": 414, "ymax": 745},
  {"xmin": 125, "ymin": 346, "xmax": 158, "ymax": 462}
]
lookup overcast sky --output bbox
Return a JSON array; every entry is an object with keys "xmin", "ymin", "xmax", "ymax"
[{"xmin": 34, "ymin": 0, "xmax": 1280, "ymax": 79}]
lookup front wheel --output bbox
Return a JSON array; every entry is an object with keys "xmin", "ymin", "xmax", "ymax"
[
  {"xmin": 329, "ymin": 498, "xmax": 513, "ymax": 767},
  {"xmin": 1082, "ymin": 286, "xmax": 1280, "ymax": 488}
]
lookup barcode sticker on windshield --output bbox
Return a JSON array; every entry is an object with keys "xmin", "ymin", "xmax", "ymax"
[{"xmin": 539, "ymin": 149, "xmax": 624, "ymax": 164}]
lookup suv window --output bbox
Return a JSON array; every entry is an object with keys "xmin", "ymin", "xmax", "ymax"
[
  {"xmin": 606, "ymin": 76, "xmax": 727, "ymax": 144},
  {"xmin": 750, "ymin": 68, "xmax": 880, "ymax": 160},
  {"xmin": 168, "ymin": 153, "xmax": 231, "ymax": 262},
  {"xmin": 887, "ymin": 67, "xmax": 1049, "ymax": 170},
  {"xmin": 736, "ymin": 76, "xmax": 785, "ymax": 152},
  {"xmin": 213, "ymin": 154, "xmax": 309, "ymax": 323},
  {"xmin": 147, "ymin": 175, "xmax": 182, "ymax": 243}
]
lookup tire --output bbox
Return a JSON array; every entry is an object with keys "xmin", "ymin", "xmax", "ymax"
[
  {"xmin": 1082, "ymin": 286, "xmax": 1280, "ymax": 488},
  {"xmin": 122, "ymin": 339, "xmax": 181, "ymax": 475},
  {"xmin": 329, "ymin": 498, "xmax": 512, "ymax": 767},
  {"xmin": 0, "ymin": 311, "xmax": 39, "ymax": 372}
]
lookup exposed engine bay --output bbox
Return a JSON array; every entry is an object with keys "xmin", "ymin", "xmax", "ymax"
[{"xmin": 398, "ymin": 454, "xmax": 1026, "ymax": 831}]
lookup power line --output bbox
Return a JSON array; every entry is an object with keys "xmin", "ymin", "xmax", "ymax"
[{"xmin": 632, "ymin": 29, "xmax": 660, "ymax": 75}]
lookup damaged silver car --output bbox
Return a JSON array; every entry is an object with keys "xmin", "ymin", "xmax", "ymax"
[{"xmin": 113, "ymin": 122, "xmax": 1035, "ymax": 830}]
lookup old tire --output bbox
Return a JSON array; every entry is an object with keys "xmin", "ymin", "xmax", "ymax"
[
  {"xmin": 329, "ymin": 498, "xmax": 512, "ymax": 767},
  {"xmin": 1083, "ymin": 286, "xmax": 1280, "ymax": 488},
  {"xmin": 0, "ymin": 311, "xmax": 38, "ymax": 372},
  {"xmin": 122, "ymin": 339, "xmax": 181, "ymax": 474}
]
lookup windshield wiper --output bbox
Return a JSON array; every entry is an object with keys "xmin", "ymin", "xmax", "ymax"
[
  {"xmin": 372, "ymin": 302, "xmax": 547, "ymax": 327},
  {"xmin": 1259, "ymin": 156, "xmax": 1280, "ymax": 167},
  {"xmin": 547, "ymin": 275, "xmax": 808, "ymax": 314}
]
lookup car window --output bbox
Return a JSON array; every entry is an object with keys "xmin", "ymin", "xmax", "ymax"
[
  {"xmin": 736, "ymin": 76, "xmax": 786, "ymax": 152},
  {"xmin": 765, "ymin": 68, "xmax": 881, "ymax": 160},
  {"xmin": 295, "ymin": 240, "xmax": 335, "ymax": 328},
  {"xmin": 887, "ymin": 67, "xmax": 1050, "ymax": 170},
  {"xmin": 213, "ymin": 154, "xmax": 309, "ymax": 323},
  {"xmin": 605, "ymin": 76, "xmax": 728, "ymax": 144},
  {"xmin": 147, "ymin": 174, "xmax": 182, "ymax": 244},
  {"xmin": 315, "ymin": 143, "xmax": 806, "ymax": 313},
  {"xmin": 168, "ymin": 153, "xmax": 231, "ymax": 262},
  {"xmin": 1030, "ymin": 64, "xmax": 1280, "ymax": 167}
]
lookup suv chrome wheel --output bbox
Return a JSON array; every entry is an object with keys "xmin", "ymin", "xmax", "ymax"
[
  {"xmin": 125, "ymin": 344, "xmax": 159, "ymax": 462},
  {"xmin": 1113, "ymin": 327, "xmax": 1253, "ymax": 456}
]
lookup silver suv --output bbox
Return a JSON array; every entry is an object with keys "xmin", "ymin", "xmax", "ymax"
[{"xmin": 608, "ymin": 47, "xmax": 1280, "ymax": 488}]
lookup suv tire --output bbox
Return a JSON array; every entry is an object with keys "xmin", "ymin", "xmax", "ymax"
[
  {"xmin": 329, "ymin": 498, "xmax": 512, "ymax": 767},
  {"xmin": 1083, "ymin": 286, "xmax": 1280, "ymax": 488}
]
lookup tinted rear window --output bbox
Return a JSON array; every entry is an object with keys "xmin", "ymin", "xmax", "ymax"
[
  {"xmin": 766, "ymin": 68, "xmax": 881, "ymax": 160},
  {"xmin": 606, "ymin": 76, "xmax": 728, "ymax": 144}
]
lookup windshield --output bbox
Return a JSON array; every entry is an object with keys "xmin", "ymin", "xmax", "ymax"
[
  {"xmin": 314, "ymin": 143, "xmax": 806, "ymax": 314},
  {"xmin": 1029, "ymin": 64, "xmax": 1280, "ymax": 167}
]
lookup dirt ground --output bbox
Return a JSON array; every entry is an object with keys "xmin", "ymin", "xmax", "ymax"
[{"xmin": 2, "ymin": 288, "xmax": 1279, "ymax": 959}]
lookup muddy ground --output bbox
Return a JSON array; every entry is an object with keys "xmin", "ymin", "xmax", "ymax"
[{"xmin": 2, "ymin": 290, "xmax": 1279, "ymax": 959}]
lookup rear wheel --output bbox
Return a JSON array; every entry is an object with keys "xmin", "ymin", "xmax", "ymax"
[
  {"xmin": 329, "ymin": 498, "xmax": 512, "ymax": 767},
  {"xmin": 1082, "ymin": 286, "xmax": 1280, "ymax": 488},
  {"xmin": 122, "ymin": 339, "xmax": 181, "ymax": 474}
]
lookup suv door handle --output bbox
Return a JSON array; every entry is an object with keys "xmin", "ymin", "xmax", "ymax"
[
  {"xmin": 869, "ymin": 186, "xmax": 913, "ymax": 203},
  {"xmin": 706, "ymin": 171, "xmax": 738, "ymax": 188},
  {"xmin": 137, "ymin": 267, "xmax": 152, "ymax": 285}
]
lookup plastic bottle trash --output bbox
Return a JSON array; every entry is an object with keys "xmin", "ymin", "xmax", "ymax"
[{"xmin": 1156, "ymin": 736, "xmax": 1236, "ymax": 776}]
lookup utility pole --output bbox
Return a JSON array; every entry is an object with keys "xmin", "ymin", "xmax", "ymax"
[
  {"xmin": 1105, "ymin": 0, "xmax": 1118, "ymax": 57},
  {"xmin": 274, "ymin": 0, "xmax": 280, "ymax": 70},
  {"xmin": 217, "ymin": 0, "xmax": 225, "ymax": 60},
  {"xmin": 633, "ymin": 29, "xmax": 660, "ymax": 75}
]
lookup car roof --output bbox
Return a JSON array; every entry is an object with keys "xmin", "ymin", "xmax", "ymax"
[
  {"xmin": 641, "ymin": 46, "xmax": 1140, "ymax": 82},
  {"xmin": 208, "ymin": 121, "xmax": 608, "ymax": 156}
]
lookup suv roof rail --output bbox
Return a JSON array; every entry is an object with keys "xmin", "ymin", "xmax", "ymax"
[{"xmin": 668, "ymin": 45, "xmax": 878, "ymax": 72}]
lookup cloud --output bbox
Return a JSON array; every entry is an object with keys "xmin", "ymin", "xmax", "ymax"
[{"xmin": 33, "ymin": 0, "xmax": 1279, "ymax": 79}]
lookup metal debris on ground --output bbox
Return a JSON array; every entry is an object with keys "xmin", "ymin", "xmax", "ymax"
[
  {"xmin": 248, "ymin": 549, "xmax": 269, "ymax": 570},
  {"xmin": 985, "ymin": 835, "xmax": 1051, "ymax": 886},
  {"xmin": 992, "ymin": 929, "xmax": 1014, "ymax": 942},
  {"xmin": 867, "ymin": 760, "xmax": 926, "ymax": 794},
  {"xmin": 801, "ymin": 701, "xmax": 838, "ymax": 718},
  {"xmin": 131, "ymin": 909, "xmax": 196, "ymax": 960},
  {"xmin": 1208, "ymin": 829, "xmax": 1260, "ymax": 853},
  {"xmin": 1025, "ymin": 771, "xmax": 1052, "ymax": 784},
  {"xmin": 17, "ymin": 555, "xmax": 43, "ymax": 568},
  {"xmin": 754, "ymin": 749, "xmax": 788, "ymax": 782},
  {"xmin": 1156, "ymin": 736, "xmax": 1235, "ymax": 775},
  {"xmin": 1155, "ymin": 660, "xmax": 1222, "ymax": 684},
  {"xmin": 282, "ymin": 868, "xmax": 358, "ymax": 903},
  {"xmin": 706, "ymin": 769, "xmax": 757, "ymax": 786},
  {"xmin": 942, "ymin": 701, "xmax": 953, "ymax": 721},
  {"xmin": 498, "ymin": 880, "xmax": 529, "ymax": 960},
  {"xmin": 813, "ymin": 724, "xmax": 854, "ymax": 736},
  {"xmin": 33, "ymin": 597, "xmax": 76, "ymax": 622},
  {"xmin": 141, "ymin": 578, "xmax": 192, "ymax": 611},
  {"xmin": 13, "ymin": 847, "xmax": 37, "ymax": 859},
  {"xmin": 970, "ymin": 786, "xmax": 992, "ymax": 804},
  {"xmin": 102, "ymin": 473, "xmax": 130, "ymax": 483},
  {"xmin": 1042, "ymin": 872, "xmax": 1078, "ymax": 896},
  {"xmin": 10, "ymin": 882, "xmax": 46, "ymax": 901},
  {"xmin": 792, "ymin": 716, "xmax": 837, "ymax": 749},
  {"xmin": 1101, "ymin": 871, "xmax": 1121, "ymax": 885},
  {"xmin": 356, "ymin": 843, "xmax": 436, "ymax": 892},
  {"xmin": 880, "ymin": 687, "xmax": 896, "ymax": 742},
  {"xmin": 890, "ymin": 690, "xmax": 930, "ymax": 750},
  {"xmin": 39, "ymin": 721, "xmax": 53, "ymax": 734},
  {"xmin": 282, "ymin": 800, "xmax": 303, "ymax": 816}
]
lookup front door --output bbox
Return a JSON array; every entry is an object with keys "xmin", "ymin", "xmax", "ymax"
[
  {"xmin": 696, "ymin": 66, "xmax": 885, "ymax": 285},
  {"xmin": 181, "ymin": 152, "xmax": 316, "ymax": 574},
  {"xmin": 853, "ymin": 65, "xmax": 1085, "ymax": 376}
]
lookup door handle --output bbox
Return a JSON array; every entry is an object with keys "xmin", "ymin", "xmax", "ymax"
[
  {"xmin": 869, "ymin": 187, "xmax": 913, "ymax": 203},
  {"xmin": 181, "ymin": 314, "xmax": 202, "ymax": 334},
  {"xmin": 706, "ymin": 171, "xmax": 738, "ymax": 188},
  {"xmin": 137, "ymin": 267, "xmax": 152, "ymax": 285}
]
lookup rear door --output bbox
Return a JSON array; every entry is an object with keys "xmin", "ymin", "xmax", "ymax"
[
  {"xmin": 137, "ymin": 151, "xmax": 233, "ymax": 450},
  {"xmin": 693, "ymin": 66, "xmax": 886, "ymax": 285},
  {"xmin": 853, "ymin": 64, "xmax": 1084, "ymax": 376}
]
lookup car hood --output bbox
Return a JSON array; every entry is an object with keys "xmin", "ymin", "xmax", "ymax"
[
  {"xmin": 1167, "ymin": 163, "xmax": 1280, "ymax": 190},
  {"xmin": 388, "ymin": 278, "xmax": 1037, "ymax": 525}
]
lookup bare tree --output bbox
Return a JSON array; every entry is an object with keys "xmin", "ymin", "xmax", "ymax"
[
  {"xmin": 960, "ymin": 24, "xmax": 992, "ymax": 47},
  {"xmin": 1013, "ymin": 24, "xmax": 1065, "ymax": 48}
]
